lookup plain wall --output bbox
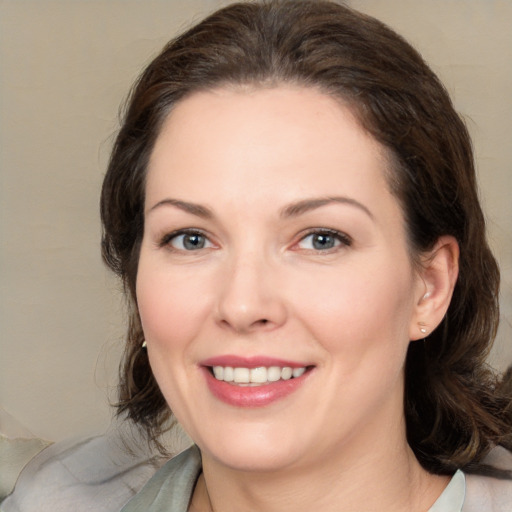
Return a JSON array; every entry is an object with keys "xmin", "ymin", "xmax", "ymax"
[{"xmin": 1, "ymin": 0, "xmax": 511, "ymax": 443}]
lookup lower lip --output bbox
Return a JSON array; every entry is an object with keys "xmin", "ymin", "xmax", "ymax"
[{"xmin": 203, "ymin": 368, "xmax": 311, "ymax": 407}]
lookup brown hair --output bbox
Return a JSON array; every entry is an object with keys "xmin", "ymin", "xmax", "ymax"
[{"xmin": 101, "ymin": 0, "xmax": 512, "ymax": 474}]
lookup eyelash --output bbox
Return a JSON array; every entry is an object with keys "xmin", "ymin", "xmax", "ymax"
[
  {"xmin": 294, "ymin": 229, "xmax": 352, "ymax": 252},
  {"xmin": 159, "ymin": 229, "xmax": 212, "ymax": 251},
  {"xmin": 158, "ymin": 228, "xmax": 352, "ymax": 253}
]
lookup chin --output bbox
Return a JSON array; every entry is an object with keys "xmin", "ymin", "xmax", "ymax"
[
  {"xmin": 194, "ymin": 426, "xmax": 304, "ymax": 472},
  {"xmin": 210, "ymin": 445, "xmax": 299, "ymax": 473}
]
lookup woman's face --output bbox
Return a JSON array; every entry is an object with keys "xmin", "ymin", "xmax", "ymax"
[{"xmin": 137, "ymin": 86, "xmax": 426, "ymax": 472}]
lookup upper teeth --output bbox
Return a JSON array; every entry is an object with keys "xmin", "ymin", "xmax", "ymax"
[{"xmin": 212, "ymin": 366, "xmax": 306, "ymax": 384}]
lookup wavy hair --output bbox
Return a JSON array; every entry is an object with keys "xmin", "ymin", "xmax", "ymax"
[{"xmin": 100, "ymin": 0, "xmax": 512, "ymax": 473}]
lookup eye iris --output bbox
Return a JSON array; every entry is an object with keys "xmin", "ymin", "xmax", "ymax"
[
  {"xmin": 312, "ymin": 233, "xmax": 335, "ymax": 250},
  {"xmin": 183, "ymin": 233, "xmax": 205, "ymax": 250}
]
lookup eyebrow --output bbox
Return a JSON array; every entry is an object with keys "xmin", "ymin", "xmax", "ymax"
[
  {"xmin": 280, "ymin": 196, "xmax": 374, "ymax": 220},
  {"xmin": 147, "ymin": 198, "xmax": 213, "ymax": 218},
  {"xmin": 147, "ymin": 195, "xmax": 374, "ymax": 221}
]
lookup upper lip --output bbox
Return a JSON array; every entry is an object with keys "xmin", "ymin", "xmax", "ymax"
[{"xmin": 201, "ymin": 355, "xmax": 311, "ymax": 369}]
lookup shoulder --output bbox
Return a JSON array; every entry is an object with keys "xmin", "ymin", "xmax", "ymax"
[
  {"xmin": 1, "ymin": 433, "xmax": 166, "ymax": 512},
  {"xmin": 463, "ymin": 446, "xmax": 512, "ymax": 512}
]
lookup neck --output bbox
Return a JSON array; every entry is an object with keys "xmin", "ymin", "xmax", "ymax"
[{"xmin": 191, "ymin": 421, "xmax": 449, "ymax": 512}]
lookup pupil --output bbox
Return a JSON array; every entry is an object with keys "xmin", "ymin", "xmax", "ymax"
[
  {"xmin": 313, "ymin": 234, "xmax": 334, "ymax": 250},
  {"xmin": 184, "ymin": 234, "xmax": 204, "ymax": 250}
]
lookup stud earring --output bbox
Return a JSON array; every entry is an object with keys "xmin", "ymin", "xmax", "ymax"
[
  {"xmin": 418, "ymin": 322, "xmax": 427, "ymax": 334},
  {"xmin": 142, "ymin": 340, "xmax": 147, "ymax": 349}
]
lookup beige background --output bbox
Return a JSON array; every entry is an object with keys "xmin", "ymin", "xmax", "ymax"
[{"xmin": 0, "ymin": 0, "xmax": 511, "ymax": 443}]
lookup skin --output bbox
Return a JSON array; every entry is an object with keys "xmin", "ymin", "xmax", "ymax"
[{"xmin": 136, "ymin": 86, "xmax": 459, "ymax": 512}]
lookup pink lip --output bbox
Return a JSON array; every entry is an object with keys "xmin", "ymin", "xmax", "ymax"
[
  {"xmin": 201, "ymin": 355, "xmax": 307, "ymax": 369},
  {"xmin": 200, "ymin": 356, "xmax": 313, "ymax": 408}
]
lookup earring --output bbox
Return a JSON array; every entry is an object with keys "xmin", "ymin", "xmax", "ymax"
[
  {"xmin": 418, "ymin": 322, "xmax": 427, "ymax": 334},
  {"xmin": 142, "ymin": 340, "xmax": 147, "ymax": 349}
]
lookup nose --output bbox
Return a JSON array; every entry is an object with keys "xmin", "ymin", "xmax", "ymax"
[{"xmin": 214, "ymin": 251, "xmax": 287, "ymax": 334}]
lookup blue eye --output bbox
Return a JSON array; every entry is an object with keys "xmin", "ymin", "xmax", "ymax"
[
  {"xmin": 166, "ymin": 231, "xmax": 212, "ymax": 251},
  {"xmin": 297, "ymin": 230, "xmax": 351, "ymax": 251}
]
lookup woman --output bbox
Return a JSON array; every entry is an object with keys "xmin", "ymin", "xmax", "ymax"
[
  {"xmin": 5, "ymin": 1, "xmax": 512, "ymax": 511},
  {"xmin": 99, "ymin": 0, "xmax": 512, "ymax": 509}
]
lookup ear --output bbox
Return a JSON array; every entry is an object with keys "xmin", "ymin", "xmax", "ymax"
[{"xmin": 409, "ymin": 236, "xmax": 459, "ymax": 341}]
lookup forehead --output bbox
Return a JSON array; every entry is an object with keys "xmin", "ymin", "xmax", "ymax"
[
  {"xmin": 147, "ymin": 86, "xmax": 393, "ymax": 204},
  {"xmin": 153, "ymin": 85, "xmax": 376, "ymax": 157}
]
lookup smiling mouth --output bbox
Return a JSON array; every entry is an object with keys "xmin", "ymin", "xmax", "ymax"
[{"xmin": 209, "ymin": 365, "xmax": 309, "ymax": 386}]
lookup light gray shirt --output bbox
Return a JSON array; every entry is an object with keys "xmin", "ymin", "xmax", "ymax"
[
  {"xmin": 3, "ymin": 436, "xmax": 512, "ymax": 511},
  {"xmin": 120, "ymin": 446, "xmax": 466, "ymax": 512}
]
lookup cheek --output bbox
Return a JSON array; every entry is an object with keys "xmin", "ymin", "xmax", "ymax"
[
  {"xmin": 291, "ymin": 258, "xmax": 415, "ymax": 361},
  {"xmin": 136, "ymin": 259, "xmax": 211, "ymax": 350}
]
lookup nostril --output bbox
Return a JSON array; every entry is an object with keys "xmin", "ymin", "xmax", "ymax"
[{"xmin": 249, "ymin": 318, "xmax": 270, "ymax": 329}]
